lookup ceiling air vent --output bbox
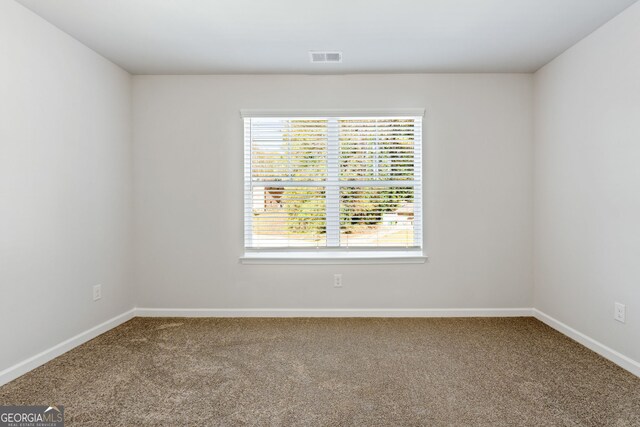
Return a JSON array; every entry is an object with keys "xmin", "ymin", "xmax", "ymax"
[{"xmin": 309, "ymin": 51, "xmax": 342, "ymax": 63}]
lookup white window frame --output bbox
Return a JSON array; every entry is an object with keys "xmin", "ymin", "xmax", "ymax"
[{"xmin": 240, "ymin": 108, "xmax": 427, "ymax": 264}]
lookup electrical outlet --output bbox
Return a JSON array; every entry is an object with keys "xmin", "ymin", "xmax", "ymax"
[
  {"xmin": 334, "ymin": 274, "xmax": 342, "ymax": 288},
  {"xmin": 614, "ymin": 302, "xmax": 625, "ymax": 323},
  {"xmin": 93, "ymin": 284, "xmax": 102, "ymax": 301}
]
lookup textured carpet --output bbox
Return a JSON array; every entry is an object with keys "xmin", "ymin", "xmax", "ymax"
[{"xmin": 1, "ymin": 317, "xmax": 639, "ymax": 426}]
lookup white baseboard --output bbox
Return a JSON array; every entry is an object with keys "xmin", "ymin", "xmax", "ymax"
[
  {"xmin": 0, "ymin": 308, "xmax": 136, "ymax": 387},
  {"xmin": 3, "ymin": 307, "xmax": 637, "ymax": 388},
  {"xmin": 135, "ymin": 307, "xmax": 534, "ymax": 318},
  {"xmin": 533, "ymin": 309, "xmax": 640, "ymax": 378}
]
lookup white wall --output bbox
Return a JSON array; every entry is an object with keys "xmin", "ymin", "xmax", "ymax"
[
  {"xmin": 133, "ymin": 74, "xmax": 533, "ymax": 310},
  {"xmin": 0, "ymin": 1, "xmax": 133, "ymax": 372},
  {"xmin": 534, "ymin": 2, "xmax": 640, "ymax": 362}
]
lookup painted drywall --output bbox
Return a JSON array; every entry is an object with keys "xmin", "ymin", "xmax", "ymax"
[
  {"xmin": 0, "ymin": 1, "xmax": 133, "ymax": 372},
  {"xmin": 534, "ymin": 1, "xmax": 640, "ymax": 362},
  {"xmin": 132, "ymin": 74, "xmax": 533, "ymax": 309}
]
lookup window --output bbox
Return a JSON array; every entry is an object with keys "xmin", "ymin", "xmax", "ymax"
[{"xmin": 242, "ymin": 109, "xmax": 425, "ymax": 264}]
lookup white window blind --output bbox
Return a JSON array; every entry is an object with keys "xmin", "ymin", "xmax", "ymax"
[{"xmin": 243, "ymin": 111, "xmax": 423, "ymax": 254}]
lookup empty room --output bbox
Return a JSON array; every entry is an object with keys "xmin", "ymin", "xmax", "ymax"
[{"xmin": 1, "ymin": 0, "xmax": 639, "ymax": 425}]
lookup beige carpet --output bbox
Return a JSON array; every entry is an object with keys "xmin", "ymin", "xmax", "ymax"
[{"xmin": 1, "ymin": 317, "xmax": 639, "ymax": 426}]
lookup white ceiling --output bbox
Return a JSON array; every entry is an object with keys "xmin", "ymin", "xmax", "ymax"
[{"xmin": 16, "ymin": 0, "xmax": 639, "ymax": 75}]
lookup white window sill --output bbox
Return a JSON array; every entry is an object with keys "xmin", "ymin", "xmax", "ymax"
[{"xmin": 240, "ymin": 251, "xmax": 427, "ymax": 265}]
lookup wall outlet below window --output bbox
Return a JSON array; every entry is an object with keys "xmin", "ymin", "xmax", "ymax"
[
  {"xmin": 334, "ymin": 274, "xmax": 342, "ymax": 288},
  {"xmin": 93, "ymin": 284, "xmax": 102, "ymax": 301}
]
